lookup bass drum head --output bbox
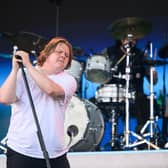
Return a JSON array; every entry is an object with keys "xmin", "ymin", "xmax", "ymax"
[{"xmin": 64, "ymin": 96, "xmax": 104, "ymax": 152}]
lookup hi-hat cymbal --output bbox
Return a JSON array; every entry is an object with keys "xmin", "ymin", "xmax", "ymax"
[
  {"xmin": 143, "ymin": 60, "xmax": 168, "ymax": 66},
  {"xmin": 107, "ymin": 17, "xmax": 152, "ymax": 40}
]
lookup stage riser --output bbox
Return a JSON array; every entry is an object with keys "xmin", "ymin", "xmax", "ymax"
[
  {"xmin": 1, "ymin": 150, "xmax": 168, "ymax": 168},
  {"xmin": 68, "ymin": 151, "xmax": 168, "ymax": 168}
]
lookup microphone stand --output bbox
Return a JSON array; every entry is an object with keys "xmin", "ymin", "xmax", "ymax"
[{"xmin": 13, "ymin": 46, "xmax": 51, "ymax": 168}]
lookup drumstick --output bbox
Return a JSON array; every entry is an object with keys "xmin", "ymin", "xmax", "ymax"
[{"xmin": 114, "ymin": 54, "xmax": 126, "ymax": 67}]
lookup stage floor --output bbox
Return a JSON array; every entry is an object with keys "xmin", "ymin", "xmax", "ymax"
[
  {"xmin": 1, "ymin": 149, "xmax": 168, "ymax": 168},
  {"xmin": 67, "ymin": 149, "xmax": 168, "ymax": 168}
]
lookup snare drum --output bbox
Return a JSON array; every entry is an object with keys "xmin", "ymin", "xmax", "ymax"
[
  {"xmin": 95, "ymin": 84, "xmax": 125, "ymax": 103},
  {"xmin": 85, "ymin": 55, "xmax": 111, "ymax": 84},
  {"xmin": 64, "ymin": 96, "xmax": 104, "ymax": 151}
]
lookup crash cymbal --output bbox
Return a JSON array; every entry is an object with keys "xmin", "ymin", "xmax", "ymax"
[
  {"xmin": 143, "ymin": 59, "xmax": 168, "ymax": 66},
  {"xmin": 107, "ymin": 17, "xmax": 152, "ymax": 40},
  {"xmin": 158, "ymin": 44, "xmax": 168, "ymax": 59},
  {"xmin": 1, "ymin": 32, "xmax": 48, "ymax": 56}
]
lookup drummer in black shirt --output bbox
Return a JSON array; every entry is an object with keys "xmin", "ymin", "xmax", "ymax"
[{"xmin": 102, "ymin": 36, "xmax": 158, "ymax": 133}]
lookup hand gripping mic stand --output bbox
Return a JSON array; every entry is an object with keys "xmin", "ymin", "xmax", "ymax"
[
  {"xmin": 13, "ymin": 46, "xmax": 51, "ymax": 168},
  {"xmin": 123, "ymin": 35, "xmax": 159, "ymax": 150}
]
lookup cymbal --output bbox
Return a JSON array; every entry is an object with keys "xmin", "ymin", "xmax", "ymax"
[
  {"xmin": 107, "ymin": 17, "xmax": 152, "ymax": 40},
  {"xmin": 143, "ymin": 60, "xmax": 168, "ymax": 66},
  {"xmin": 158, "ymin": 45, "xmax": 168, "ymax": 59},
  {"xmin": 1, "ymin": 32, "xmax": 48, "ymax": 56}
]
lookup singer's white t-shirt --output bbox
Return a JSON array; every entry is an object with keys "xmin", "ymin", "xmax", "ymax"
[{"xmin": 7, "ymin": 67, "xmax": 77, "ymax": 158}]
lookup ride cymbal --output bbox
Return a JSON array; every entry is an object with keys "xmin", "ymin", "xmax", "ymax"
[{"xmin": 107, "ymin": 17, "xmax": 152, "ymax": 40}]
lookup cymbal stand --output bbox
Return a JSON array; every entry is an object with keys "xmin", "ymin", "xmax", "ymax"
[
  {"xmin": 123, "ymin": 34, "xmax": 133, "ymax": 148},
  {"xmin": 139, "ymin": 42, "xmax": 161, "ymax": 148},
  {"xmin": 162, "ymin": 63, "xmax": 168, "ymax": 146},
  {"xmin": 123, "ymin": 36, "xmax": 159, "ymax": 150},
  {"xmin": 110, "ymin": 101, "xmax": 121, "ymax": 149}
]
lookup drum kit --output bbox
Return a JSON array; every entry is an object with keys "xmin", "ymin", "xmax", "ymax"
[
  {"xmin": 1, "ymin": 17, "xmax": 168, "ymax": 153},
  {"xmin": 64, "ymin": 17, "xmax": 168, "ymax": 151}
]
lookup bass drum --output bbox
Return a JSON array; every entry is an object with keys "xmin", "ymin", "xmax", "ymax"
[{"xmin": 64, "ymin": 96, "xmax": 104, "ymax": 152}]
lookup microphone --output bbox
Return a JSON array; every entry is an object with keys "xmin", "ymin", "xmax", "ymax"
[{"xmin": 67, "ymin": 125, "xmax": 78, "ymax": 137}]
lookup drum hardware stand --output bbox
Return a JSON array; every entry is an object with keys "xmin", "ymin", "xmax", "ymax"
[
  {"xmin": 109, "ymin": 68, "xmax": 123, "ymax": 150},
  {"xmin": 110, "ymin": 54, "xmax": 129, "ymax": 150},
  {"xmin": 160, "ymin": 32, "xmax": 168, "ymax": 146},
  {"xmin": 111, "ymin": 108, "xmax": 116, "ymax": 148},
  {"xmin": 161, "ymin": 61, "xmax": 168, "ymax": 147},
  {"xmin": 123, "ymin": 35, "xmax": 160, "ymax": 150},
  {"xmin": 110, "ymin": 102, "xmax": 121, "ymax": 149},
  {"xmin": 139, "ymin": 42, "xmax": 161, "ymax": 149},
  {"xmin": 0, "ymin": 137, "xmax": 7, "ymax": 153},
  {"xmin": 13, "ymin": 46, "xmax": 51, "ymax": 168}
]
